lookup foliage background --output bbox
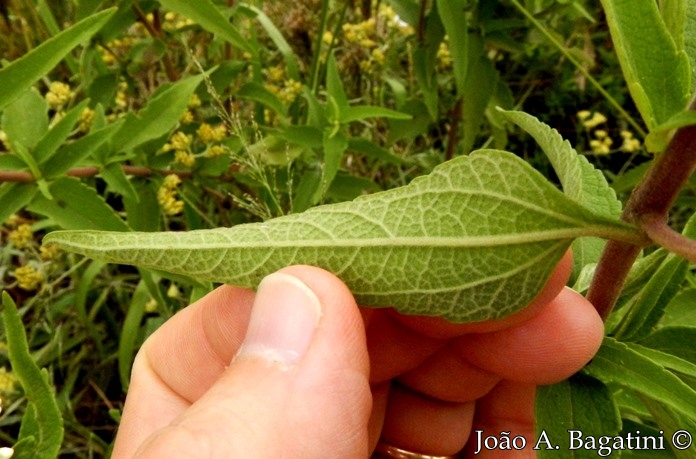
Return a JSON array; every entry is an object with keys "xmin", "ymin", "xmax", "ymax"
[{"xmin": 0, "ymin": 0, "xmax": 693, "ymax": 457}]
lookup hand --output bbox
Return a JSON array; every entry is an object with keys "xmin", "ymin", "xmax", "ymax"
[{"xmin": 112, "ymin": 253, "xmax": 603, "ymax": 458}]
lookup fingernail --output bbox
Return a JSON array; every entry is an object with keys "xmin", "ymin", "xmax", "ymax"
[{"xmin": 236, "ymin": 272, "xmax": 322, "ymax": 368}]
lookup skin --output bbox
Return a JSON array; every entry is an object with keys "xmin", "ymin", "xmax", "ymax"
[{"xmin": 112, "ymin": 252, "xmax": 604, "ymax": 458}]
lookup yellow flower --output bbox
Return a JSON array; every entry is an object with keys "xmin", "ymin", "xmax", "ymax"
[
  {"xmin": 594, "ymin": 129, "xmax": 608, "ymax": 139},
  {"xmin": 8, "ymin": 224, "xmax": 33, "ymax": 249},
  {"xmin": 170, "ymin": 131, "xmax": 193, "ymax": 151},
  {"xmin": 267, "ymin": 66, "xmax": 285, "ymax": 83},
  {"xmin": 180, "ymin": 109, "xmax": 194, "ymax": 124},
  {"xmin": 577, "ymin": 110, "xmax": 592, "ymax": 120},
  {"xmin": 14, "ymin": 266, "xmax": 43, "ymax": 291},
  {"xmin": 205, "ymin": 145, "xmax": 227, "ymax": 158},
  {"xmin": 40, "ymin": 244, "xmax": 60, "ymax": 260},
  {"xmin": 359, "ymin": 38, "xmax": 377, "ymax": 48},
  {"xmin": 45, "ymin": 82, "xmax": 73, "ymax": 109},
  {"xmin": 162, "ymin": 174, "xmax": 181, "ymax": 188},
  {"xmin": 0, "ymin": 368, "xmax": 16, "ymax": 395},
  {"xmin": 157, "ymin": 176, "xmax": 185, "ymax": 216},
  {"xmin": 174, "ymin": 150, "xmax": 196, "ymax": 167},
  {"xmin": 620, "ymin": 130, "xmax": 641, "ymax": 152},
  {"xmin": 582, "ymin": 112, "xmax": 607, "ymax": 129},
  {"xmin": 78, "ymin": 107, "xmax": 95, "ymax": 133},
  {"xmin": 197, "ymin": 123, "xmax": 227, "ymax": 143},
  {"xmin": 371, "ymin": 48, "xmax": 385, "ymax": 65},
  {"xmin": 188, "ymin": 94, "xmax": 202, "ymax": 108},
  {"xmin": 322, "ymin": 31, "xmax": 334, "ymax": 44}
]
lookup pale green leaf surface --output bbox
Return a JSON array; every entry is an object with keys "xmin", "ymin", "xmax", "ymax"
[
  {"xmin": 0, "ymin": 9, "xmax": 115, "ymax": 110},
  {"xmin": 45, "ymin": 151, "xmax": 640, "ymax": 322},
  {"xmin": 501, "ymin": 110, "xmax": 622, "ymax": 276},
  {"xmin": 600, "ymin": 0, "xmax": 691, "ymax": 129}
]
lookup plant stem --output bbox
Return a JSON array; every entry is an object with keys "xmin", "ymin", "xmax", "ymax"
[{"xmin": 587, "ymin": 97, "xmax": 696, "ymax": 319}]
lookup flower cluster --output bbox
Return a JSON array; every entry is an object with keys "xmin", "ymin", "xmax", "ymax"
[
  {"xmin": 13, "ymin": 265, "xmax": 43, "ymax": 291},
  {"xmin": 157, "ymin": 174, "xmax": 185, "ymax": 216},
  {"xmin": 264, "ymin": 65, "xmax": 303, "ymax": 106},
  {"xmin": 45, "ymin": 81, "xmax": 73, "ymax": 110},
  {"xmin": 578, "ymin": 110, "xmax": 642, "ymax": 154}
]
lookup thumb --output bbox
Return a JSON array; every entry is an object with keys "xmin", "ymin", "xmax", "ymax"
[{"xmin": 134, "ymin": 266, "xmax": 372, "ymax": 459}]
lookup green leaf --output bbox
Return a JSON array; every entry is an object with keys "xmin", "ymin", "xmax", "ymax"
[
  {"xmin": 157, "ymin": 0, "xmax": 251, "ymax": 53},
  {"xmin": 1, "ymin": 292, "xmax": 63, "ymax": 459},
  {"xmin": 640, "ymin": 397, "xmax": 696, "ymax": 459},
  {"xmin": 501, "ymin": 109, "xmax": 622, "ymax": 277},
  {"xmin": 684, "ymin": 0, "xmax": 696, "ymax": 91},
  {"xmin": 0, "ymin": 8, "xmax": 115, "ymax": 110},
  {"xmin": 238, "ymin": 4, "xmax": 300, "ymax": 80},
  {"xmin": 44, "ymin": 150, "xmax": 642, "ymax": 322},
  {"xmin": 326, "ymin": 52, "xmax": 349, "ymax": 113},
  {"xmin": 313, "ymin": 130, "xmax": 348, "ymax": 203},
  {"xmin": 600, "ymin": 0, "xmax": 691, "ymax": 130},
  {"xmin": 645, "ymin": 110, "xmax": 696, "ymax": 152},
  {"xmin": 535, "ymin": 374, "xmax": 621, "ymax": 459},
  {"xmin": 28, "ymin": 177, "xmax": 129, "ymax": 231},
  {"xmin": 436, "ymin": 0, "xmax": 470, "ymax": 96},
  {"xmin": 638, "ymin": 327, "xmax": 696, "ymax": 364},
  {"xmin": 583, "ymin": 337, "xmax": 696, "ymax": 421},
  {"xmin": 340, "ymin": 106, "xmax": 412, "ymax": 124},
  {"xmin": 101, "ymin": 163, "xmax": 139, "ymax": 203},
  {"xmin": 611, "ymin": 253, "xmax": 687, "ymax": 341},
  {"xmin": 33, "ymin": 100, "xmax": 90, "ymax": 164},
  {"xmin": 118, "ymin": 281, "xmax": 149, "ymax": 391},
  {"xmin": 113, "ymin": 73, "xmax": 206, "ymax": 153},
  {"xmin": 1, "ymin": 88, "xmax": 48, "ymax": 151},
  {"xmin": 237, "ymin": 82, "xmax": 286, "ymax": 115},
  {"xmin": 0, "ymin": 183, "xmax": 38, "ymax": 224},
  {"xmin": 460, "ymin": 40, "xmax": 496, "ymax": 154},
  {"xmin": 660, "ymin": 288, "xmax": 696, "ymax": 328},
  {"xmin": 41, "ymin": 118, "xmax": 124, "ymax": 178},
  {"xmin": 348, "ymin": 138, "xmax": 407, "ymax": 165}
]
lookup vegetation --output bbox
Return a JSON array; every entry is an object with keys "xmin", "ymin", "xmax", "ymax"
[{"xmin": 1, "ymin": 0, "xmax": 696, "ymax": 457}]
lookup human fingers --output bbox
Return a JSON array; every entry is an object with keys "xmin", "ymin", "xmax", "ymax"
[
  {"xmin": 114, "ymin": 266, "xmax": 372, "ymax": 458},
  {"xmin": 366, "ymin": 252, "xmax": 574, "ymax": 384}
]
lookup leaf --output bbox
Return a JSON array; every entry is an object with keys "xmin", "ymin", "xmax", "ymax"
[
  {"xmin": 535, "ymin": 373, "xmax": 621, "ymax": 459},
  {"xmin": 28, "ymin": 177, "xmax": 129, "ymax": 232},
  {"xmin": 44, "ymin": 150, "xmax": 642, "ymax": 322},
  {"xmin": 610, "ymin": 253, "xmax": 687, "ymax": 341},
  {"xmin": 238, "ymin": 4, "xmax": 300, "ymax": 80},
  {"xmin": 118, "ymin": 281, "xmax": 149, "ymax": 391},
  {"xmin": 0, "ymin": 8, "xmax": 115, "ymax": 110},
  {"xmin": 113, "ymin": 73, "xmax": 206, "ymax": 153},
  {"xmin": 33, "ymin": 99, "xmax": 90, "ymax": 164},
  {"xmin": 0, "ymin": 183, "xmax": 38, "ymax": 224},
  {"xmin": 157, "ymin": 0, "xmax": 251, "ymax": 53},
  {"xmin": 436, "ymin": 0, "xmax": 470, "ymax": 96},
  {"xmin": 640, "ymin": 397, "xmax": 696, "ymax": 459},
  {"xmin": 638, "ymin": 327, "xmax": 696, "ymax": 364},
  {"xmin": 645, "ymin": 110, "xmax": 696, "ymax": 152},
  {"xmin": 600, "ymin": 0, "xmax": 691, "ymax": 130},
  {"xmin": 660, "ymin": 288, "xmax": 696, "ymax": 328},
  {"xmin": 501, "ymin": 109, "xmax": 622, "ymax": 277},
  {"xmin": 1, "ymin": 88, "xmax": 48, "ymax": 151},
  {"xmin": 684, "ymin": 0, "xmax": 696, "ymax": 91},
  {"xmin": 583, "ymin": 337, "xmax": 696, "ymax": 421},
  {"xmin": 340, "ymin": 105, "xmax": 412, "ymax": 124},
  {"xmin": 1, "ymin": 292, "xmax": 63, "ymax": 459},
  {"xmin": 460, "ymin": 39, "xmax": 496, "ymax": 154},
  {"xmin": 237, "ymin": 82, "xmax": 286, "ymax": 115}
]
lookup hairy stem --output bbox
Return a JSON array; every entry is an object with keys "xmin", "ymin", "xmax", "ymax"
[{"xmin": 587, "ymin": 97, "xmax": 696, "ymax": 319}]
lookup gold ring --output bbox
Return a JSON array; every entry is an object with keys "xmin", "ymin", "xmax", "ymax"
[{"xmin": 373, "ymin": 441, "xmax": 457, "ymax": 459}]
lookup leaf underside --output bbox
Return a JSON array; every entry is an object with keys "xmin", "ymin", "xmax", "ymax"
[{"xmin": 44, "ymin": 150, "xmax": 637, "ymax": 323}]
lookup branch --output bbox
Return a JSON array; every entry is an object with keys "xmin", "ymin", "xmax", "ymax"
[
  {"xmin": 0, "ymin": 166, "xmax": 193, "ymax": 183},
  {"xmin": 587, "ymin": 97, "xmax": 696, "ymax": 319}
]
